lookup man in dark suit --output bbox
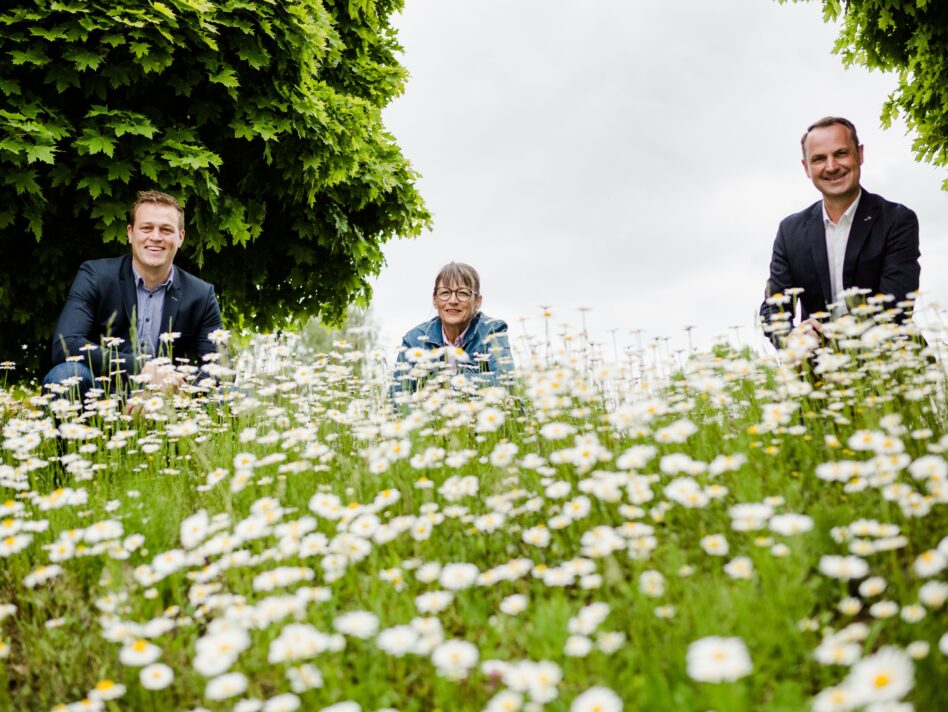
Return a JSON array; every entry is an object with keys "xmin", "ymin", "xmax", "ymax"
[
  {"xmin": 44, "ymin": 190, "xmax": 223, "ymax": 399},
  {"xmin": 760, "ymin": 117, "xmax": 920, "ymax": 343}
]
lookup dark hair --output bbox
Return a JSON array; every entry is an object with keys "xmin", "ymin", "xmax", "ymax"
[
  {"xmin": 128, "ymin": 190, "xmax": 185, "ymax": 230},
  {"xmin": 801, "ymin": 117, "xmax": 860, "ymax": 159},
  {"xmin": 433, "ymin": 262, "xmax": 480, "ymax": 294}
]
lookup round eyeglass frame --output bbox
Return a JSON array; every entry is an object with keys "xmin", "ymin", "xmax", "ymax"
[{"xmin": 434, "ymin": 287, "xmax": 477, "ymax": 302}]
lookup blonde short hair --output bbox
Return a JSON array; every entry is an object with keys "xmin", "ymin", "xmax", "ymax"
[{"xmin": 129, "ymin": 190, "xmax": 184, "ymax": 230}]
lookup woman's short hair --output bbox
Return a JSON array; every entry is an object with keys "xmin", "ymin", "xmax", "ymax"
[{"xmin": 433, "ymin": 262, "xmax": 480, "ymax": 294}]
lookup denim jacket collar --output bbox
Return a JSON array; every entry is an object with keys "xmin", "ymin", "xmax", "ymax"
[{"xmin": 420, "ymin": 312, "xmax": 484, "ymax": 349}]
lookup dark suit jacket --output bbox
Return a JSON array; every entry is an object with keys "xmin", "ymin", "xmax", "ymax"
[
  {"xmin": 760, "ymin": 190, "xmax": 920, "ymax": 332},
  {"xmin": 51, "ymin": 255, "xmax": 223, "ymax": 374}
]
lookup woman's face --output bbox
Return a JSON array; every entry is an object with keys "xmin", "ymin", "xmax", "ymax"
[{"xmin": 433, "ymin": 280, "xmax": 482, "ymax": 332}]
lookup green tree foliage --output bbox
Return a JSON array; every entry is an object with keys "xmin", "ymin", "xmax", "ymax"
[
  {"xmin": 781, "ymin": 0, "xmax": 948, "ymax": 189},
  {"xmin": 0, "ymin": 0, "xmax": 430, "ymax": 376}
]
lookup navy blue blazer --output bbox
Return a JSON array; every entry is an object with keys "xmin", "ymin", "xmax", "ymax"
[
  {"xmin": 51, "ymin": 255, "xmax": 223, "ymax": 374},
  {"xmin": 760, "ymin": 190, "xmax": 920, "ymax": 329}
]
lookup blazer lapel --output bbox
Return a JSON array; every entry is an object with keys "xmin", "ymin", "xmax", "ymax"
[
  {"xmin": 119, "ymin": 256, "xmax": 137, "ymax": 326},
  {"xmin": 160, "ymin": 280, "xmax": 181, "ymax": 338},
  {"xmin": 842, "ymin": 192, "xmax": 877, "ymax": 289},
  {"xmin": 805, "ymin": 205, "xmax": 832, "ymax": 306}
]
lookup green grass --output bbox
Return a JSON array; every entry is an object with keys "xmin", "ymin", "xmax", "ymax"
[{"xmin": 0, "ymin": 321, "xmax": 946, "ymax": 711}]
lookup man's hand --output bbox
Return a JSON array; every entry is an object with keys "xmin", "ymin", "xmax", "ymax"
[
  {"xmin": 139, "ymin": 361, "xmax": 185, "ymax": 394},
  {"xmin": 124, "ymin": 397, "xmax": 144, "ymax": 418},
  {"xmin": 124, "ymin": 362, "xmax": 185, "ymax": 416},
  {"xmin": 795, "ymin": 318, "xmax": 823, "ymax": 337}
]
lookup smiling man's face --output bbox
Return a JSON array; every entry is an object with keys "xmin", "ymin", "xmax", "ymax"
[
  {"xmin": 128, "ymin": 202, "xmax": 184, "ymax": 280},
  {"xmin": 802, "ymin": 123, "xmax": 863, "ymax": 207}
]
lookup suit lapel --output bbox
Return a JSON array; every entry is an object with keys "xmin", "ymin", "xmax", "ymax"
[
  {"xmin": 842, "ymin": 192, "xmax": 877, "ymax": 289},
  {"xmin": 119, "ymin": 256, "xmax": 137, "ymax": 326},
  {"xmin": 805, "ymin": 205, "xmax": 832, "ymax": 306},
  {"xmin": 160, "ymin": 277, "xmax": 181, "ymax": 338}
]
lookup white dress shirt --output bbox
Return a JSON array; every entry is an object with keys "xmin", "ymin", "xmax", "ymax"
[{"xmin": 822, "ymin": 191, "xmax": 861, "ymax": 315}]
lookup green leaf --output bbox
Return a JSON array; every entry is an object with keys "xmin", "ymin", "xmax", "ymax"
[
  {"xmin": 139, "ymin": 156, "xmax": 161, "ymax": 181},
  {"xmin": 44, "ymin": 65, "xmax": 81, "ymax": 92},
  {"xmin": 101, "ymin": 32, "xmax": 127, "ymax": 48},
  {"xmin": 23, "ymin": 202, "xmax": 44, "ymax": 239},
  {"xmin": 220, "ymin": 204, "xmax": 251, "ymax": 246},
  {"xmin": 0, "ymin": 138, "xmax": 24, "ymax": 156},
  {"xmin": 129, "ymin": 42, "xmax": 150, "ymax": 59},
  {"xmin": 6, "ymin": 170, "xmax": 42, "ymax": 196},
  {"xmin": 237, "ymin": 43, "xmax": 270, "ymax": 70},
  {"xmin": 152, "ymin": 1, "xmax": 175, "ymax": 19},
  {"xmin": 75, "ymin": 131, "xmax": 117, "ymax": 157},
  {"xmin": 0, "ymin": 78, "xmax": 21, "ymax": 96},
  {"xmin": 64, "ymin": 48, "xmax": 104, "ymax": 72},
  {"xmin": 111, "ymin": 118, "xmax": 156, "ymax": 139},
  {"xmin": 91, "ymin": 200, "xmax": 127, "ymax": 225},
  {"xmin": 253, "ymin": 119, "xmax": 279, "ymax": 142},
  {"xmin": 139, "ymin": 52, "xmax": 172, "ymax": 73},
  {"xmin": 9, "ymin": 48, "xmax": 51, "ymax": 66},
  {"xmin": 102, "ymin": 220, "xmax": 127, "ymax": 244},
  {"xmin": 77, "ymin": 174, "xmax": 110, "ymax": 199},
  {"xmin": 107, "ymin": 160, "xmax": 133, "ymax": 183},
  {"xmin": 209, "ymin": 67, "xmax": 239, "ymax": 88},
  {"xmin": 50, "ymin": 1, "xmax": 87, "ymax": 12},
  {"xmin": 24, "ymin": 143, "xmax": 57, "ymax": 164},
  {"xmin": 29, "ymin": 26, "xmax": 68, "ymax": 42}
]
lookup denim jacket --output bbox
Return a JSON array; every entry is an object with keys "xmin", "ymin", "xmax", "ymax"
[{"xmin": 393, "ymin": 312, "xmax": 514, "ymax": 392}]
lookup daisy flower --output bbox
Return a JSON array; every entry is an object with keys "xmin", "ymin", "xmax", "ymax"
[
  {"xmin": 843, "ymin": 646, "xmax": 913, "ymax": 706},
  {"xmin": 119, "ymin": 639, "xmax": 161, "ymax": 667},
  {"xmin": 140, "ymin": 663, "xmax": 174, "ymax": 690},
  {"xmin": 570, "ymin": 686, "xmax": 623, "ymax": 712},
  {"xmin": 686, "ymin": 636, "xmax": 753, "ymax": 683}
]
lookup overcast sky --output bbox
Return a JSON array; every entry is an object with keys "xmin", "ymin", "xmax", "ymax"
[{"xmin": 369, "ymin": 0, "xmax": 947, "ymax": 360}]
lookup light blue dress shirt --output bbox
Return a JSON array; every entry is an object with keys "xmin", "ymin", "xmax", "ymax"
[{"xmin": 131, "ymin": 264, "xmax": 174, "ymax": 356}]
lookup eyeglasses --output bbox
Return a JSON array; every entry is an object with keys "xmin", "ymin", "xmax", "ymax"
[{"xmin": 435, "ymin": 288, "xmax": 476, "ymax": 302}]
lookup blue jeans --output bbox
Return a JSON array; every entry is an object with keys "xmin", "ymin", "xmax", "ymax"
[{"xmin": 43, "ymin": 362, "xmax": 95, "ymax": 401}]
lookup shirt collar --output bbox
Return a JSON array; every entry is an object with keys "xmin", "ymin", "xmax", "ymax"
[
  {"xmin": 822, "ymin": 190, "xmax": 862, "ymax": 226},
  {"xmin": 442, "ymin": 324, "xmax": 469, "ymax": 348},
  {"xmin": 132, "ymin": 263, "xmax": 174, "ymax": 291}
]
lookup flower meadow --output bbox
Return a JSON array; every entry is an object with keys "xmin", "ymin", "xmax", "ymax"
[{"xmin": 0, "ymin": 308, "xmax": 947, "ymax": 712}]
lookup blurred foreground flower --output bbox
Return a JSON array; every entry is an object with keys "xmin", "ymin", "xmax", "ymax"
[{"xmin": 686, "ymin": 636, "xmax": 753, "ymax": 683}]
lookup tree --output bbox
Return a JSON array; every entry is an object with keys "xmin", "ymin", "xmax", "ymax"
[
  {"xmin": 780, "ymin": 0, "xmax": 948, "ymax": 189},
  {"xmin": 0, "ymin": 0, "xmax": 430, "ymax": 377}
]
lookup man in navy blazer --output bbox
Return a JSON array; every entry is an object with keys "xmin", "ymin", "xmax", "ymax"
[
  {"xmin": 760, "ymin": 117, "xmax": 920, "ymax": 343},
  {"xmin": 45, "ymin": 190, "xmax": 223, "ymax": 399}
]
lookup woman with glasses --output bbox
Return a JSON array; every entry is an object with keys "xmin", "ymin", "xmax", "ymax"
[{"xmin": 393, "ymin": 262, "xmax": 514, "ymax": 393}]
